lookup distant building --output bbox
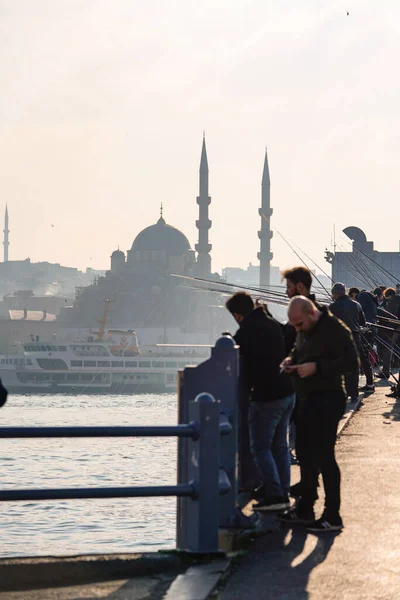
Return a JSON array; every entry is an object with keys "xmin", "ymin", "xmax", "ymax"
[
  {"xmin": 222, "ymin": 263, "xmax": 282, "ymax": 288},
  {"xmin": 325, "ymin": 226, "xmax": 400, "ymax": 288}
]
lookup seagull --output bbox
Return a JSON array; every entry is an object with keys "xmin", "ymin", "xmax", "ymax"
[{"xmin": 347, "ymin": 11, "xmax": 349, "ymax": 15}]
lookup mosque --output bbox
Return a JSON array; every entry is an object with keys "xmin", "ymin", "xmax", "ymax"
[{"xmin": 67, "ymin": 136, "xmax": 231, "ymax": 342}]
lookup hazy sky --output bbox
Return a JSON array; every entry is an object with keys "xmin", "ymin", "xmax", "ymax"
[{"xmin": 1, "ymin": 0, "xmax": 400, "ymax": 276}]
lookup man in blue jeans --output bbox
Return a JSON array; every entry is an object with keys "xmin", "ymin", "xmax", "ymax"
[{"xmin": 226, "ymin": 292, "xmax": 295, "ymax": 511}]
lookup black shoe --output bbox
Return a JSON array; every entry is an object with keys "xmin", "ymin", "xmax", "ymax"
[
  {"xmin": 289, "ymin": 482, "xmax": 303, "ymax": 499},
  {"xmin": 278, "ymin": 508, "xmax": 315, "ymax": 525},
  {"xmin": 252, "ymin": 485, "xmax": 267, "ymax": 502},
  {"xmin": 307, "ymin": 515, "xmax": 343, "ymax": 532},
  {"xmin": 253, "ymin": 496, "xmax": 290, "ymax": 512},
  {"xmin": 359, "ymin": 384, "xmax": 375, "ymax": 393}
]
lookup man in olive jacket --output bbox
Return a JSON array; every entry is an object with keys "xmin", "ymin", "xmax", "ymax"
[{"xmin": 280, "ymin": 296, "xmax": 358, "ymax": 532}]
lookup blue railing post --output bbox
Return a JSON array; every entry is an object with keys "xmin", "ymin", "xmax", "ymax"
[
  {"xmin": 177, "ymin": 393, "xmax": 220, "ymax": 553},
  {"xmin": 177, "ymin": 335, "xmax": 239, "ymax": 537}
]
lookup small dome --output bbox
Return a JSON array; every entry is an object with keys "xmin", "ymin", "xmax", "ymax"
[
  {"xmin": 111, "ymin": 249, "xmax": 125, "ymax": 259},
  {"xmin": 131, "ymin": 217, "xmax": 191, "ymax": 255}
]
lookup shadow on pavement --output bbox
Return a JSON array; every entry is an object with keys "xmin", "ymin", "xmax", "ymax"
[
  {"xmin": 221, "ymin": 525, "xmax": 339, "ymax": 600},
  {"xmin": 382, "ymin": 398, "xmax": 400, "ymax": 421}
]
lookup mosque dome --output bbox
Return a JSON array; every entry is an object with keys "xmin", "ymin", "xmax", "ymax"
[
  {"xmin": 130, "ymin": 215, "xmax": 191, "ymax": 256},
  {"xmin": 111, "ymin": 249, "xmax": 125, "ymax": 259}
]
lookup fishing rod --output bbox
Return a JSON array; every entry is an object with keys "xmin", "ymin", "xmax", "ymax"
[
  {"xmin": 340, "ymin": 237, "xmax": 398, "ymax": 286},
  {"xmin": 352, "ymin": 244, "xmax": 398, "ymax": 287},
  {"xmin": 260, "ymin": 213, "xmax": 331, "ymax": 298},
  {"xmin": 337, "ymin": 239, "xmax": 378, "ymax": 289},
  {"xmin": 291, "ymin": 241, "xmax": 334, "ymax": 284},
  {"xmin": 171, "ymin": 273, "xmax": 293, "ymax": 301},
  {"xmin": 171, "ymin": 273, "xmax": 329, "ymax": 308},
  {"xmin": 335, "ymin": 240, "xmax": 377, "ymax": 288}
]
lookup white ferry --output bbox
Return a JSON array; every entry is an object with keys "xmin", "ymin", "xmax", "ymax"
[{"xmin": 0, "ymin": 329, "xmax": 210, "ymax": 395}]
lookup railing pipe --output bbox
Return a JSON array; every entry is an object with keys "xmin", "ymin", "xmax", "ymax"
[
  {"xmin": 0, "ymin": 425, "xmax": 198, "ymax": 439},
  {"xmin": 0, "ymin": 484, "xmax": 195, "ymax": 502}
]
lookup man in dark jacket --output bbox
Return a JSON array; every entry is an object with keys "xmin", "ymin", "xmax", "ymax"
[
  {"xmin": 329, "ymin": 282, "xmax": 374, "ymax": 396},
  {"xmin": 279, "ymin": 296, "xmax": 358, "ymax": 532},
  {"xmin": 226, "ymin": 292, "xmax": 294, "ymax": 511}
]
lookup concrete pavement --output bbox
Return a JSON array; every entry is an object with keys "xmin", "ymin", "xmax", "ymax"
[{"xmin": 218, "ymin": 384, "xmax": 400, "ymax": 600}]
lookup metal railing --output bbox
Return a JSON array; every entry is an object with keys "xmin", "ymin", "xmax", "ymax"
[{"xmin": 0, "ymin": 335, "xmax": 240, "ymax": 554}]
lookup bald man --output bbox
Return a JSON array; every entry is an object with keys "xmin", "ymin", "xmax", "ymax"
[{"xmin": 279, "ymin": 296, "xmax": 358, "ymax": 532}]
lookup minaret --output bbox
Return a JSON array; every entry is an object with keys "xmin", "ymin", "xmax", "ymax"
[
  {"xmin": 195, "ymin": 134, "xmax": 212, "ymax": 277},
  {"xmin": 3, "ymin": 205, "xmax": 9, "ymax": 263},
  {"xmin": 257, "ymin": 149, "xmax": 273, "ymax": 287}
]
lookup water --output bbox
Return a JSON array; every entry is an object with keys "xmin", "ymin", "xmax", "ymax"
[{"xmin": 0, "ymin": 394, "xmax": 178, "ymax": 558}]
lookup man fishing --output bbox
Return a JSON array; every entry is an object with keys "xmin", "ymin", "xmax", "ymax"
[
  {"xmin": 226, "ymin": 292, "xmax": 295, "ymax": 511},
  {"xmin": 279, "ymin": 296, "xmax": 358, "ymax": 532}
]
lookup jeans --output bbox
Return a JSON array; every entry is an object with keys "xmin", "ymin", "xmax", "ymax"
[
  {"xmin": 248, "ymin": 394, "xmax": 295, "ymax": 500},
  {"xmin": 344, "ymin": 332, "xmax": 360, "ymax": 398},
  {"xmin": 296, "ymin": 391, "xmax": 346, "ymax": 519},
  {"xmin": 238, "ymin": 388, "xmax": 261, "ymax": 492},
  {"xmin": 359, "ymin": 335, "xmax": 374, "ymax": 386}
]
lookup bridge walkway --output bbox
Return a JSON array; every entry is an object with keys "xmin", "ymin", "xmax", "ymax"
[{"xmin": 219, "ymin": 383, "xmax": 400, "ymax": 600}]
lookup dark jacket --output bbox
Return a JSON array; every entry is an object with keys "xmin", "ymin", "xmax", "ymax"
[
  {"xmin": 329, "ymin": 295, "xmax": 365, "ymax": 332},
  {"xmin": 358, "ymin": 291, "xmax": 378, "ymax": 324},
  {"xmin": 386, "ymin": 295, "xmax": 400, "ymax": 320},
  {"xmin": 290, "ymin": 307, "xmax": 359, "ymax": 396},
  {"xmin": 234, "ymin": 307, "xmax": 293, "ymax": 402}
]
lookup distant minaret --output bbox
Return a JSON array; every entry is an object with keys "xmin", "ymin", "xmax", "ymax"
[
  {"xmin": 257, "ymin": 149, "xmax": 273, "ymax": 287},
  {"xmin": 195, "ymin": 134, "xmax": 212, "ymax": 277},
  {"xmin": 3, "ymin": 205, "xmax": 9, "ymax": 263}
]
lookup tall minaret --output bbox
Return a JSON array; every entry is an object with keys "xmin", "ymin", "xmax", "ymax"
[
  {"xmin": 257, "ymin": 149, "xmax": 273, "ymax": 287},
  {"xmin": 195, "ymin": 134, "xmax": 212, "ymax": 277},
  {"xmin": 3, "ymin": 205, "xmax": 9, "ymax": 263}
]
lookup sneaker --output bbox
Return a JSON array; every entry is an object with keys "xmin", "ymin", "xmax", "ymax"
[
  {"xmin": 253, "ymin": 496, "xmax": 290, "ymax": 512},
  {"xmin": 278, "ymin": 508, "xmax": 315, "ymax": 525},
  {"xmin": 374, "ymin": 372, "xmax": 385, "ymax": 380},
  {"xmin": 307, "ymin": 515, "xmax": 343, "ymax": 532},
  {"xmin": 359, "ymin": 384, "xmax": 375, "ymax": 393}
]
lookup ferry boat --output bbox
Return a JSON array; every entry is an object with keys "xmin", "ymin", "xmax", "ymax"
[{"xmin": 0, "ymin": 330, "xmax": 210, "ymax": 395}]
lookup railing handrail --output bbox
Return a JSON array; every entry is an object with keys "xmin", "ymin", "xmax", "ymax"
[{"xmin": 0, "ymin": 424, "xmax": 198, "ymax": 439}]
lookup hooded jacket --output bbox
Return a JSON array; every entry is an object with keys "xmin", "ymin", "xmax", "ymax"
[{"xmin": 234, "ymin": 307, "xmax": 293, "ymax": 402}]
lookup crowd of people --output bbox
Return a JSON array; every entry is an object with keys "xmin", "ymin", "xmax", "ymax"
[{"xmin": 225, "ymin": 267, "xmax": 400, "ymax": 532}]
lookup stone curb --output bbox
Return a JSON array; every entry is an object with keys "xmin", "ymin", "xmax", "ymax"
[
  {"xmin": 337, "ymin": 398, "xmax": 362, "ymax": 437},
  {"xmin": 163, "ymin": 558, "xmax": 231, "ymax": 600},
  {"xmin": 0, "ymin": 552, "xmax": 183, "ymax": 592}
]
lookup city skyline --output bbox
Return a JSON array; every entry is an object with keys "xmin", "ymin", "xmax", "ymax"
[{"xmin": 1, "ymin": 1, "xmax": 400, "ymax": 275}]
